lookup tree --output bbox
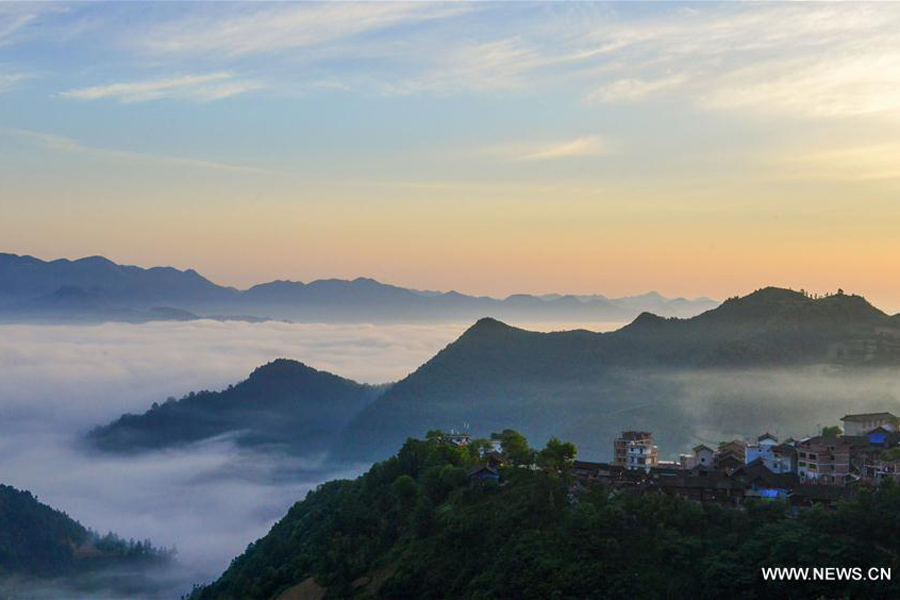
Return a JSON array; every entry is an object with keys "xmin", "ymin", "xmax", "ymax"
[
  {"xmin": 822, "ymin": 425, "xmax": 841, "ymax": 438},
  {"xmin": 538, "ymin": 438, "xmax": 577, "ymax": 474},
  {"xmin": 391, "ymin": 475, "xmax": 419, "ymax": 512},
  {"xmin": 496, "ymin": 429, "xmax": 533, "ymax": 465}
]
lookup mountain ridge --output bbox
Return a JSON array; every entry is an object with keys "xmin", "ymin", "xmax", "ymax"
[
  {"xmin": 341, "ymin": 287, "xmax": 900, "ymax": 459},
  {"xmin": 0, "ymin": 482, "xmax": 172, "ymax": 591},
  {"xmin": 87, "ymin": 358, "xmax": 380, "ymax": 454},
  {"xmin": 0, "ymin": 251, "xmax": 719, "ymax": 324}
]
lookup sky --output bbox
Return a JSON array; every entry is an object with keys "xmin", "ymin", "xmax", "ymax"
[{"xmin": 2, "ymin": 2, "xmax": 900, "ymax": 309}]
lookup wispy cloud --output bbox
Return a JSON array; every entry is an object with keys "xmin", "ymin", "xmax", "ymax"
[
  {"xmin": 482, "ymin": 136, "xmax": 615, "ymax": 162},
  {"xmin": 5, "ymin": 128, "xmax": 270, "ymax": 174},
  {"xmin": 60, "ymin": 72, "xmax": 260, "ymax": 103},
  {"xmin": 0, "ymin": 9, "xmax": 38, "ymax": 45},
  {"xmin": 139, "ymin": 2, "xmax": 471, "ymax": 57},
  {"xmin": 573, "ymin": 3, "xmax": 900, "ymax": 121},
  {"xmin": 0, "ymin": 71, "xmax": 30, "ymax": 94},
  {"xmin": 386, "ymin": 37, "xmax": 555, "ymax": 95},
  {"xmin": 702, "ymin": 51, "xmax": 900, "ymax": 121},
  {"xmin": 776, "ymin": 143, "xmax": 900, "ymax": 183},
  {"xmin": 586, "ymin": 74, "xmax": 687, "ymax": 104},
  {"xmin": 38, "ymin": 2, "xmax": 900, "ymax": 118}
]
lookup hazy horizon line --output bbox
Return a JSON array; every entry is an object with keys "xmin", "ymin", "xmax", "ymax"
[{"xmin": 1, "ymin": 248, "xmax": 721, "ymax": 303}]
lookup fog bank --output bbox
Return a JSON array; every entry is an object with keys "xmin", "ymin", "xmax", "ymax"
[{"xmin": 0, "ymin": 320, "xmax": 483, "ymax": 597}]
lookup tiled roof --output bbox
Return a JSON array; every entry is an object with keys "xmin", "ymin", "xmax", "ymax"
[
  {"xmin": 773, "ymin": 443, "xmax": 797, "ymax": 454},
  {"xmin": 467, "ymin": 465, "xmax": 498, "ymax": 477},
  {"xmin": 841, "ymin": 412, "xmax": 898, "ymax": 422},
  {"xmin": 735, "ymin": 459, "xmax": 799, "ymax": 488}
]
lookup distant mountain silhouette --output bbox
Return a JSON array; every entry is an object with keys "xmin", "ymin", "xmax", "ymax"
[
  {"xmin": 5, "ymin": 285, "xmax": 202, "ymax": 323},
  {"xmin": 341, "ymin": 287, "xmax": 900, "ymax": 459},
  {"xmin": 88, "ymin": 359, "xmax": 381, "ymax": 454},
  {"xmin": 0, "ymin": 252, "xmax": 231, "ymax": 306},
  {"xmin": 0, "ymin": 252, "xmax": 718, "ymax": 324}
]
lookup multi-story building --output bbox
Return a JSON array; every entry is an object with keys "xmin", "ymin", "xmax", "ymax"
[
  {"xmin": 744, "ymin": 433, "xmax": 798, "ymax": 474},
  {"xmin": 745, "ymin": 433, "xmax": 779, "ymax": 468},
  {"xmin": 863, "ymin": 457, "xmax": 900, "ymax": 484},
  {"xmin": 840, "ymin": 412, "xmax": 898, "ymax": 436},
  {"xmin": 715, "ymin": 439, "xmax": 747, "ymax": 472},
  {"xmin": 797, "ymin": 436, "xmax": 851, "ymax": 485},
  {"xmin": 613, "ymin": 431, "xmax": 658, "ymax": 471},
  {"xmin": 680, "ymin": 444, "xmax": 715, "ymax": 469},
  {"xmin": 771, "ymin": 443, "xmax": 798, "ymax": 474}
]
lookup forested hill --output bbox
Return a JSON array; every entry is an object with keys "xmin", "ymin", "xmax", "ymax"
[
  {"xmin": 613, "ymin": 287, "xmax": 896, "ymax": 365},
  {"xmin": 342, "ymin": 287, "xmax": 900, "ymax": 460},
  {"xmin": 0, "ymin": 483, "xmax": 171, "ymax": 578},
  {"xmin": 88, "ymin": 359, "xmax": 380, "ymax": 454},
  {"xmin": 190, "ymin": 431, "xmax": 900, "ymax": 600}
]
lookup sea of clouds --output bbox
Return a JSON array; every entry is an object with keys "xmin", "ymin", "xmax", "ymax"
[
  {"xmin": 0, "ymin": 320, "xmax": 470, "ymax": 597},
  {"xmin": 0, "ymin": 319, "xmax": 624, "ymax": 598}
]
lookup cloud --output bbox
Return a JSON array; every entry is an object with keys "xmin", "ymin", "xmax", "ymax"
[
  {"xmin": 60, "ymin": 72, "xmax": 261, "ymax": 103},
  {"xmin": 775, "ymin": 143, "xmax": 900, "ymax": 183},
  {"xmin": 0, "ymin": 321, "xmax": 469, "ymax": 430},
  {"xmin": 702, "ymin": 51, "xmax": 900, "ymax": 121},
  {"xmin": 385, "ymin": 37, "xmax": 556, "ymax": 95},
  {"xmin": 482, "ymin": 135, "xmax": 616, "ymax": 162},
  {"xmin": 585, "ymin": 74, "xmax": 687, "ymax": 104},
  {"xmin": 139, "ymin": 2, "xmax": 471, "ymax": 57},
  {"xmin": 5, "ymin": 128, "xmax": 270, "ymax": 174},
  {"xmin": 0, "ymin": 320, "xmax": 466, "ymax": 596},
  {"xmin": 34, "ymin": 2, "xmax": 900, "ymax": 116},
  {"xmin": 575, "ymin": 3, "xmax": 900, "ymax": 120},
  {"xmin": 0, "ymin": 8, "xmax": 39, "ymax": 45},
  {"xmin": 0, "ymin": 71, "xmax": 30, "ymax": 94}
]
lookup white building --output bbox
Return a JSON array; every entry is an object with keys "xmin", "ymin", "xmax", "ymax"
[
  {"xmin": 680, "ymin": 444, "xmax": 715, "ymax": 469},
  {"xmin": 840, "ymin": 412, "xmax": 898, "ymax": 437},
  {"xmin": 746, "ymin": 433, "xmax": 778, "ymax": 468},
  {"xmin": 745, "ymin": 433, "xmax": 797, "ymax": 474},
  {"xmin": 614, "ymin": 431, "xmax": 659, "ymax": 471}
]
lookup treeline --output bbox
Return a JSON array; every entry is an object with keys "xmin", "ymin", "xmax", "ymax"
[
  {"xmin": 191, "ymin": 431, "xmax": 900, "ymax": 600},
  {"xmin": 0, "ymin": 484, "xmax": 173, "ymax": 578}
]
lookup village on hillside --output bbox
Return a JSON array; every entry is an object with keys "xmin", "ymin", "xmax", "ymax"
[{"xmin": 449, "ymin": 412, "xmax": 900, "ymax": 509}]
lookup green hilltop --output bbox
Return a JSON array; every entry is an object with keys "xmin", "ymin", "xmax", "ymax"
[
  {"xmin": 190, "ymin": 431, "xmax": 900, "ymax": 600},
  {"xmin": 0, "ymin": 483, "xmax": 172, "ymax": 590}
]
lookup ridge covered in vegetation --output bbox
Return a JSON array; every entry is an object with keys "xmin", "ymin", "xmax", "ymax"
[
  {"xmin": 0, "ymin": 483, "xmax": 172, "ymax": 578},
  {"xmin": 88, "ymin": 359, "xmax": 380, "ymax": 453},
  {"xmin": 343, "ymin": 287, "xmax": 900, "ymax": 459},
  {"xmin": 191, "ymin": 432, "xmax": 900, "ymax": 600}
]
